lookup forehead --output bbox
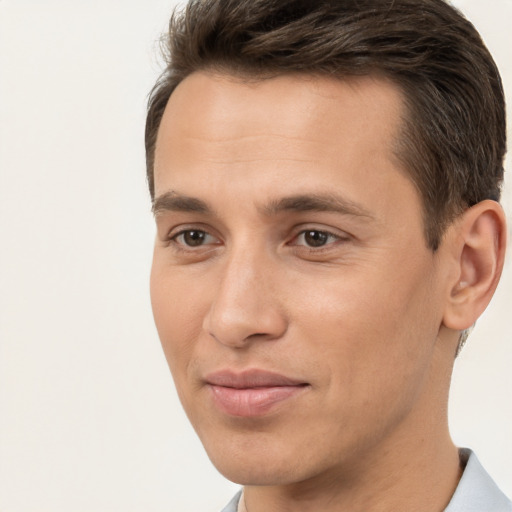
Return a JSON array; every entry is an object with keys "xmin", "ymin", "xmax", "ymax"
[
  {"xmin": 161, "ymin": 71, "xmax": 403, "ymax": 123},
  {"xmin": 155, "ymin": 72, "xmax": 405, "ymax": 172},
  {"xmin": 153, "ymin": 72, "xmax": 415, "ymax": 221}
]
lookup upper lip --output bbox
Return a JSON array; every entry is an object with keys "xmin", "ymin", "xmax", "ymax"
[{"xmin": 205, "ymin": 369, "xmax": 307, "ymax": 389}]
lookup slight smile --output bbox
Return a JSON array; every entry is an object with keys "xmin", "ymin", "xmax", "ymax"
[{"xmin": 205, "ymin": 370, "xmax": 311, "ymax": 417}]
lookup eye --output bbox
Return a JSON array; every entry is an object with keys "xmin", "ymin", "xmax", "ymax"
[
  {"xmin": 292, "ymin": 229, "xmax": 341, "ymax": 248},
  {"xmin": 172, "ymin": 229, "xmax": 219, "ymax": 247}
]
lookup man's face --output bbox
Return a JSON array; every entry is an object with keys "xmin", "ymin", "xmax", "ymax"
[{"xmin": 150, "ymin": 72, "xmax": 452, "ymax": 485}]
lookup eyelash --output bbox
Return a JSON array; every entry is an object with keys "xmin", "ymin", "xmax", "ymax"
[
  {"xmin": 290, "ymin": 229, "xmax": 344, "ymax": 249},
  {"xmin": 169, "ymin": 227, "xmax": 346, "ymax": 251},
  {"xmin": 170, "ymin": 229, "xmax": 220, "ymax": 250}
]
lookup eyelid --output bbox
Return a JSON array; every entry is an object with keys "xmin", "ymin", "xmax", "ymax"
[
  {"xmin": 174, "ymin": 230, "xmax": 217, "ymax": 244},
  {"xmin": 176, "ymin": 230, "xmax": 218, "ymax": 243},
  {"xmin": 167, "ymin": 224, "xmax": 222, "ymax": 249},
  {"xmin": 288, "ymin": 226, "xmax": 351, "ymax": 247},
  {"xmin": 167, "ymin": 223, "xmax": 215, "ymax": 239}
]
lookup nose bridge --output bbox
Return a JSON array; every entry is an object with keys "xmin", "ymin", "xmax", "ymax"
[{"xmin": 203, "ymin": 239, "xmax": 286, "ymax": 347}]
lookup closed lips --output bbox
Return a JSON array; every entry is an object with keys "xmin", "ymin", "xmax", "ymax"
[{"xmin": 205, "ymin": 370, "xmax": 310, "ymax": 417}]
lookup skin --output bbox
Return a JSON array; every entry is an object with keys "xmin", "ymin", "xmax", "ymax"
[{"xmin": 150, "ymin": 72, "xmax": 506, "ymax": 511}]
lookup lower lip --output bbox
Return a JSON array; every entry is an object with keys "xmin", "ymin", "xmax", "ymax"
[{"xmin": 208, "ymin": 384, "xmax": 307, "ymax": 417}]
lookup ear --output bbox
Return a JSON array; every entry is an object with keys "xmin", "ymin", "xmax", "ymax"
[{"xmin": 442, "ymin": 200, "xmax": 507, "ymax": 332}]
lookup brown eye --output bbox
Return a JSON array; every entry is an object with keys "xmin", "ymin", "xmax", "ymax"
[
  {"xmin": 174, "ymin": 230, "xmax": 215, "ymax": 247},
  {"xmin": 303, "ymin": 230, "xmax": 329, "ymax": 247},
  {"xmin": 183, "ymin": 230, "xmax": 206, "ymax": 246},
  {"xmin": 289, "ymin": 228, "xmax": 347, "ymax": 250}
]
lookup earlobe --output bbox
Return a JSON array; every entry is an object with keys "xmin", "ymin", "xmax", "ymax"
[{"xmin": 442, "ymin": 200, "xmax": 507, "ymax": 332}]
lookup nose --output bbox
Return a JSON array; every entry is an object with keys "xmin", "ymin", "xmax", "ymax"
[{"xmin": 202, "ymin": 248, "xmax": 288, "ymax": 348}]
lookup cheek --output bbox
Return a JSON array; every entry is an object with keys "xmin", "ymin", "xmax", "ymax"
[
  {"xmin": 150, "ymin": 262, "xmax": 207, "ymax": 378},
  {"xmin": 293, "ymin": 260, "xmax": 439, "ymax": 396}
]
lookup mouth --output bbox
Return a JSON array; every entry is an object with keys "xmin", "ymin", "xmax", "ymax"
[{"xmin": 204, "ymin": 369, "xmax": 310, "ymax": 417}]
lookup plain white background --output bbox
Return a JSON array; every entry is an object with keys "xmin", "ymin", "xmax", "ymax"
[{"xmin": 0, "ymin": 1, "xmax": 510, "ymax": 510}]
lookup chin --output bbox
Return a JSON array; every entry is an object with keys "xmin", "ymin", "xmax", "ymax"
[
  {"xmin": 203, "ymin": 436, "xmax": 307, "ymax": 486},
  {"xmin": 213, "ymin": 459, "xmax": 299, "ymax": 486}
]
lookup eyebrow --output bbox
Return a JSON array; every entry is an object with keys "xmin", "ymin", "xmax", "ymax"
[
  {"xmin": 261, "ymin": 193, "xmax": 375, "ymax": 219},
  {"xmin": 152, "ymin": 190, "xmax": 374, "ymax": 220},
  {"xmin": 152, "ymin": 191, "xmax": 212, "ymax": 216}
]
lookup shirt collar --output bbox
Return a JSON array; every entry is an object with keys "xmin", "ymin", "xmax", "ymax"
[{"xmin": 444, "ymin": 448, "xmax": 512, "ymax": 511}]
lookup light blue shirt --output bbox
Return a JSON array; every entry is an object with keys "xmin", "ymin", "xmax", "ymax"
[
  {"xmin": 220, "ymin": 449, "xmax": 512, "ymax": 511},
  {"xmin": 444, "ymin": 449, "xmax": 512, "ymax": 511}
]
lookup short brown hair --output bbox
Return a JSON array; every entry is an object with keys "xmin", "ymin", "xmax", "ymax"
[{"xmin": 145, "ymin": 0, "xmax": 506, "ymax": 250}]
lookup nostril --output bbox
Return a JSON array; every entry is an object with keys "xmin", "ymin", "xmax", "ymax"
[{"xmin": 247, "ymin": 332, "xmax": 270, "ymax": 339}]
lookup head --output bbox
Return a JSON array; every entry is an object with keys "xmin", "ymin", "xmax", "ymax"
[{"xmin": 147, "ymin": 0, "xmax": 507, "ymax": 491}]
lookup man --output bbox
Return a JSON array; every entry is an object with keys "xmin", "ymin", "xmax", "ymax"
[{"xmin": 145, "ymin": 0, "xmax": 511, "ymax": 510}]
